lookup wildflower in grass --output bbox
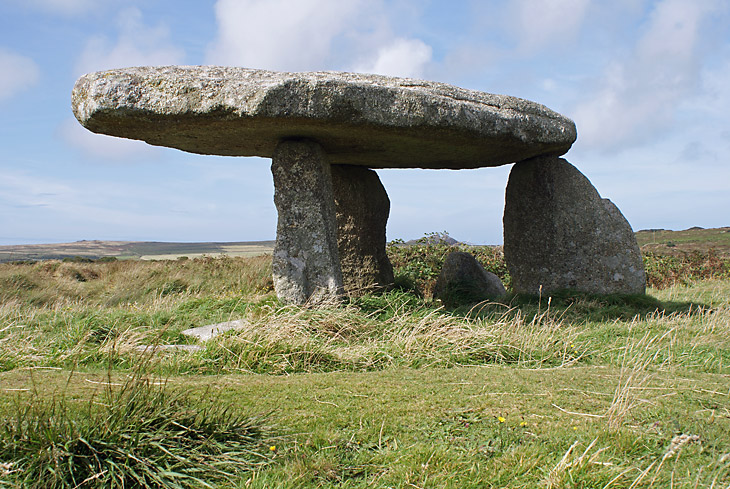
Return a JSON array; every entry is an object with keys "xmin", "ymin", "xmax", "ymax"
[
  {"xmin": 497, "ymin": 416, "xmax": 506, "ymax": 423},
  {"xmin": 520, "ymin": 421, "xmax": 528, "ymax": 427},
  {"xmin": 269, "ymin": 445, "xmax": 277, "ymax": 452}
]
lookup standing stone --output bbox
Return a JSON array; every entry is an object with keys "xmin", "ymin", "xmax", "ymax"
[
  {"xmin": 434, "ymin": 251, "xmax": 507, "ymax": 306},
  {"xmin": 271, "ymin": 140, "xmax": 343, "ymax": 304},
  {"xmin": 503, "ymin": 156, "xmax": 645, "ymax": 295},
  {"xmin": 331, "ymin": 165, "xmax": 395, "ymax": 295}
]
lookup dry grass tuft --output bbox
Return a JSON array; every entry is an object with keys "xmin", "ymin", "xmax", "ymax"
[
  {"xmin": 544, "ymin": 438, "xmax": 610, "ymax": 488},
  {"xmin": 194, "ymin": 295, "xmax": 584, "ymax": 374},
  {"xmin": 605, "ymin": 324, "xmax": 675, "ymax": 430}
]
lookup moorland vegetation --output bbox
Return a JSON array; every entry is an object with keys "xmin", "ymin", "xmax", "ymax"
[{"xmin": 0, "ymin": 240, "xmax": 729, "ymax": 488}]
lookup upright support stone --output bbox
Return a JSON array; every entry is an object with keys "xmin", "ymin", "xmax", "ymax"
[
  {"xmin": 503, "ymin": 156, "xmax": 646, "ymax": 295},
  {"xmin": 271, "ymin": 140, "xmax": 343, "ymax": 304},
  {"xmin": 331, "ymin": 165, "xmax": 395, "ymax": 295}
]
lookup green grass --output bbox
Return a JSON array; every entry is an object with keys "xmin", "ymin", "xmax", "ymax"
[
  {"xmin": 3, "ymin": 362, "xmax": 728, "ymax": 488},
  {"xmin": 0, "ymin": 368, "xmax": 272, "ymax": 488},
  {"xmin": 636, "ymin": 227, "xmax": 730, "ymax": 256},
  {"xmin": 388, "ymin": 241, "xmax": 510, "ymax": 295},
  {"xmin": 0, "ymin": 240, "xmax": 276, "ymax": 263},
  {"xmin": 636, "ymin": 227, "xmax": 730, "ymax": 247},
  {"xmin": 1, "ymin": 252, "xmax": 730, "ymax": 487},
  {"xmin": 387, "ymin": 240, "xmax": 730, "ymax": 294}
]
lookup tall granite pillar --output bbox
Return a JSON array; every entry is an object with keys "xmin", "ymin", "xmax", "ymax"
[
  {"xmin": 331, "ymin": 165, "xmax": 395, "ymax": 295},
  {"xmin": 271, "ymin": 140, "xmax": 343, "ymax": 304},
  {"xmin": 503, "ymin": 155, "xmax": 645, "ymax": 295}
]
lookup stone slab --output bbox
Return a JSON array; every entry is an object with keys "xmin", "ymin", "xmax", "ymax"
[
  {"xmin": 181, "ymin": 320, "xmax": 246, "ymax": 341},
  {"xmin": 135, "ymin": 344, "xmax": 203, "ymax": 353},
  {"xmin": 72, "ymin": 66, "xmax": 576, "ymax": 169}
]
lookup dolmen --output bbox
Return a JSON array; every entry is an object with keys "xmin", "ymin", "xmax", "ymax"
[{"xmin": 72, "ymin": 66, "xmax": 645, "ymax": 303}]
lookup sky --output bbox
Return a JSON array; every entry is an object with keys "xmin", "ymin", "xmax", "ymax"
[{"xmin": 0, "ymin": 0, "xmax": 728, "ymax": 246}]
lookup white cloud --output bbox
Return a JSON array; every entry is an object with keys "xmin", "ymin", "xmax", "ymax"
[
  {"xmin": 354, "ymin": 38, "xmax": 432, "ymax": 78},
  {"xmin": 513, "ymin": 0, "xmax": 591, "ymax": 53},
  {"xmin": 0, "ymin": 48, "xmax": 40, "ymax": 102},
  {"xmin": 0, "ymin": 162, "xmax": 278, "ymax": 243},
  {"xmin": 0, "ymin": 172, "xmax": 74, "ymax": 209},
  {"xmin": 206, "ymin": 0, "xmax": 434, "ymax": 77},
  {"xmin": 692, "ymin": 54, "xmax": 730, "ymax": 121},
  {"xmin": 571, "ymin": 0, "xmax": 723, "ymax": 151},
  {"xmin": 68, "ymin": 8, "xmax": 182, "ymax": 158},
  {"xmin": 635, "ymin": 0, "xmax": 709, "ymax": 61},
  {"xmin": 0, "ymin": 169, "xmax": 174, "ymax": 240},
  {"xmin": 58, "ymin": 118, "xmax": 160, "ymax": 160},
  {"xmin": 206, "ymin": 0, "xmax": 367, "ymax": 71},
  {"xmin": 75, "ymin": 7, "xmax": 185, "ymax": 76}
]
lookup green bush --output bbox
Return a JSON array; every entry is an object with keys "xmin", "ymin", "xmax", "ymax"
[
  {"xmin": 62, "ymin": 256, "xmax": 94, "ymax": 263},
  {"xmin": 387, "ymin": 241, "xmax": 509, "ymax": 297},
  {"xmin": 643, "ymin": 249, "xmax": 730, "ymax": 288},
  {"xmin": 388, "ymin": 234, "xmax": 730, "ymax": 293}
]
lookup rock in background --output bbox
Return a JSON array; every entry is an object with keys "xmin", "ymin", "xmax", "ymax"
[
  {"xmin": 434, "ymin": 251, "xmax": 507, "ymax": 306},
  {"xmin": 503, "ymin": 156, "xmax": 645, "ymax": 295},
  {"xmin": 331, "ymin": 165, "xmax": 394, "ymax": 295}
]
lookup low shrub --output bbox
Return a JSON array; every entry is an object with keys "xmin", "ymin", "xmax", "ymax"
[
  {"xmin": 388, "ymin": 236, "xmax": 730, "ymax": 294},
  {"xmin": 61, "ymin": 256, "xmax": 95, "ymax": 263},
  {"xmin": 387, "ymin": 241, "xmax": 509, "ymax": 297},
  {"xmin": 643, "ymin": 249, "xmax": 730, "ymax": 288},
  {"xmin": 0, "ymin": 372, "xmax": 272, "ymax": 488}
]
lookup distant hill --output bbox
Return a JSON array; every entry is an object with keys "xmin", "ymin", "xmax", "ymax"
[
  {"xmin": 636, "ymin": 226, "xmax": 730, "ymax": 256},
  {"xmin": 2, "ymin": 226, "xmax": 729, "ymax": 263},
  {"xmin": 0, "ymin": 240, "xmax": 275, "ymax": 263},
  {"xmin": 404, "ymin": 232, "xmax": 460, "ymax": 246}
]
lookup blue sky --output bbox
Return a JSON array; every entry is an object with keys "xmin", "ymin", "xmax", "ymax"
[{"xmin": 1, "ymin": 0, "xmax": 728, "ymax": 245}]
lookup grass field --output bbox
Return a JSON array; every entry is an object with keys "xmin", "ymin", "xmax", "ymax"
[
  {"xmin": 636, "ymin": 227, "xmax": 730, "ymax": 256},
  {"xmin": 1, "ymin": 246, "xmax": 729, "ymax": 487},
  {"xmin": 1, "ymin": 226, "xmax": 727, "ymax": 264},
  {"xmin": 0, "ymin": 240, "xmax": 276, "ymax": 263}
]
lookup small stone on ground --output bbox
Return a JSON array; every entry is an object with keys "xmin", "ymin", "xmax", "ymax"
[
  {"xmin": 434, "ymin": 251, "xmax": 507, "ymax": 306},
  {"xmin": 181, "ymin": 320, "xmax": 246, "ymax": 341}
]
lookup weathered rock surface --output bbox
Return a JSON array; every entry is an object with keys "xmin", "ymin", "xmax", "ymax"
[
  {"xmin": 503, "ymin": 156, "xmax": 645, "ymax": 295},
  {"xmin": 433, "ymin": 251, "xmax": 507, "ymax": 306},
  {"xmin": 331, "ymin": 165, "xmax": 394, "ymax": 295},
  {"xmin": 271, "ymin": 140, "xmax": 343, "ymax": 304},
  {"xmin": 182, "ymin": 320, "xmax": 246, "ymax": 341},
  {"xmin": 72, "ymin": 66, "xmax": 576, "ymax": 169}
]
